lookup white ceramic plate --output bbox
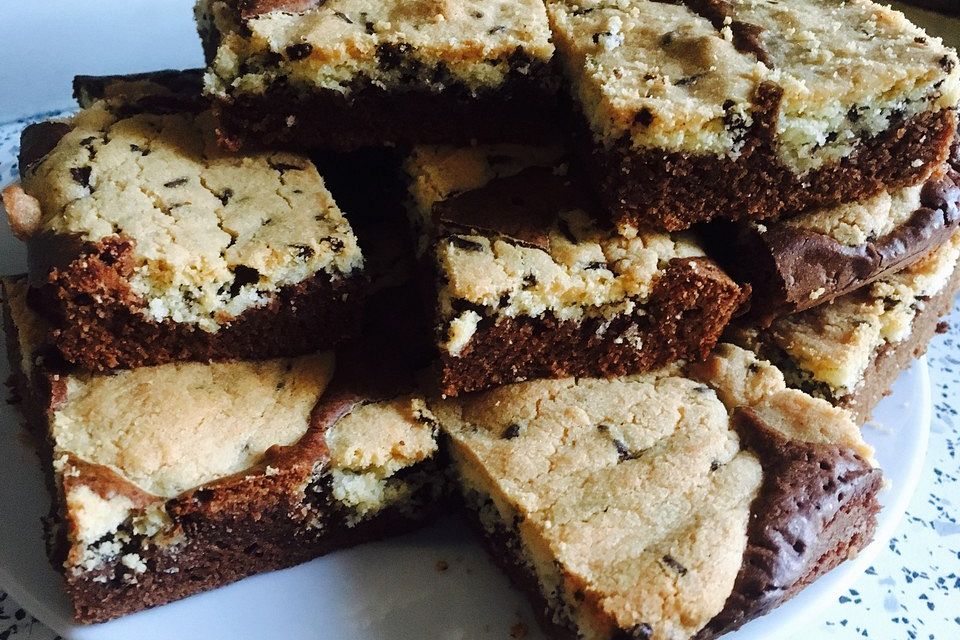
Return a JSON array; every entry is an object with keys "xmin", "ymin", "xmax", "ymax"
[{"xmin": 0, "ymin": 1, "xmax": 939, "ymax": 638}]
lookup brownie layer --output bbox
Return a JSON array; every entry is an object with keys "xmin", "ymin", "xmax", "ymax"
[
  {"xmin": 213, "ymin": 78, "xmax": 561, "ymax": 151},
  {"xmin": 709, "ymin": 167, "xmax": 960, "ymax": 325},
  {"xmin": 694, "ymin": 409, "xmax": 882, "ymax": 638},
  {"xmin": 839, "ymin": 262, "xmax": 960, "ymax": 423},
  {"xmin": 62, "ymin": 459, "xmax": 444, "ymax": 624},
  {"xmin": 438, "ymin": 257, "xmax": 747, "ymax": 396},
  {"xmin": 30, "ymin": 236, "xmax": 362, "ymax": 370},
  {"xmin": 574, "ymin": 98, "xmax": 957, "ymax": 231},
  {"xmin": 898, "ymin": 0, "xmax": 960, "ymax": 15}
]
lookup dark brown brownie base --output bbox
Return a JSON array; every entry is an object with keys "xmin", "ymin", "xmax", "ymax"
[
  {"xmin": 456, "ymin": 408, "xmax": 881, "ymax": 640},
  {"xmin": 840, "ymin": 260, "xmax": 960, "ymax": 423},
  {"xmin": 898, "ymin": 0, "xmax": 960, "ymax": 15},
  {"xmin": 29, "ymin": 236, "xmax": 363, "ymax": 370},
  {"xmin": 695, "ymin": 409, "xmax": 882, "ymax": 639},
  {"xmin": 213, "ymin": 78, "xmax": 560, "ymax": 152},
  {"xmin": 64, "ymin": 463, "xmax": 446, "ymax": 624},
  {"xmin": 570, "ymin": 87, "xmax": 957, "ymax": 231},
  {"xmin": 704, "ymin": 167, "xmax": 960, "ymax": 326},
  {"xmin": 438, "ymin": 257, "xmax": 748, "ymax": 396}
]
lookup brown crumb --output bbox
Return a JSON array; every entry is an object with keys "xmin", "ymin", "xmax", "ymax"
[
  {"xmin": 435, "ymin": 560, "xmax": 449, "ymax": 572},
  {"xmin": 510, "ymin": 622, "xmax": 528, "ymax": 639},
  {"xmin": 936, "ymin": 321, "xmax": 950, "ymax": 334}
]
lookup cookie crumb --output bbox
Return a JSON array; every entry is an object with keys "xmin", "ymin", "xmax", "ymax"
[
  {"xmin": 510, "ymin": 622, "xmax": 528, "ymax": 638},
  {"xmin": 435, "ymin": 559, "xmax": 449, "ymax": 572},
  {"xmin": 936, "ymin": 321, "xmax": 950, "ymax": 334}
]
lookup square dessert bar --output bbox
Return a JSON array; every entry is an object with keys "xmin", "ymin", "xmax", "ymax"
[
  {"xmin": 708, "ymin": 162, "xmax": 960, "ymax": 325},
  {"xmin": 198, "ymin": 0, "xmax": 559, "ymax": 150},
  {"xmin": 433, "ymin": 343, "xmax": 881, "ymax": 640},
  {"xmin": 729, "ymin": 230, "xmax": 960, "ymax": 424},
  {"xmin": 2, "ymin": 70, "xmax": 365, "ymax": 370},
  {"xmin": 547, "ymin": 0, "xmax": 960, "ymax": 231},
  {"xmin": 403, "ymin": 145, "xmax": 748, "ymax": 396},
  {"xmin": 2, "ymin": 276, "xmax": 445, "ymax": 623}
]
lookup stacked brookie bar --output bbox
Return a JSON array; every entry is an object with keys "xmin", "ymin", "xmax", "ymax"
[{"xmin": 1, "ymin": 0, "xmax": 958, "ymax": 637}]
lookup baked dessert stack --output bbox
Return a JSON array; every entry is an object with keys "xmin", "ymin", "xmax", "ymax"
[
  {"xmin": 1, "ymin": 72, "xmax": 446, "ymax": 623},
  {"xmin": 0, "ymin": 0, "xmax": 957, "ymax": 636}
]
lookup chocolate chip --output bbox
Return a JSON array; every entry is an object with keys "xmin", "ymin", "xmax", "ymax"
[
  {"xmin": 163, "ymin": 177, "xmax": 189, "ymax": 188},
  {"xmin": 611, "ymin": 438, "xmax": 641, "ymax": 462},
  {"xmin": 940, "ymin": 54, "xmax": 956, "ymax": 74},
  {"xmin": 229, "ymin": 265, "xmax": 260, "ymax": 296},
  {"xmin": 675, "ymin": 73, "xmax": 705, "ymax": 86},
  {"xmin": 661, "ymin": 555, "xmax": 688, "ymax": 576},
  {"xmin": 502, "ymin": 423, "xmax": 521, "ymax": 439},
  {"xmin": 70, "ymin": 166, "xmax": 93, "ymax": 189},
  {"xmin": 710, "ymin": 460, "xmax": 722, "ymax": 471},
  {"xmin": 365, "ymin": 20, "xmax": 375, "ymax": 34},
  {"xmin": 325, "ymin": 236, "xmax": 344, "ymax": 252},
  {"xmin": 847, "ymin": 106, "xmax": 863, "ymax": 123},
  {"xmin": 290, "ymin": 243, "xmax": 315, "ymax": 259},
  {"xmin": 915, "ymin": 36, "xmax": 927, "ymax": 44},
  {"xmin": 634, "ymin": 107, "xmax": 654, "ymax": 127},
  {"xmin": 449, "ymin": 236, "xmax": 484, "ymax": 252},
  {"xmin": 489, "ymin": 25, "xmax": 506, "ymax": 35},
  {"xmin": 522, "ymin": 274, "xmax": 538, "ymax": 289},
  {"xmin": 584, "ymin": 261, "xmax": 607, "ymax": 270},
  {"xmin": 612, "ymin": 623, "xmax": 654, "ymax": 640},
  {"xmin": 377, "ymin": 43, "xmax": 413, "ymax": 70},
  {"xmin": 557, "ymin": 217, "xmax": 578, "ymax": 243},
  {"xmin": 660, "ymin": 32, "xmax": 674, "ymax": 47},
  {"xmin": 573, "ymin": 7, "xmax": 594, "ymax": 15},
  {"xmin": 285, "ymin": 42, "xmax": 314, "ymax": 60},
  {"xmin": 269, "ymin": 160, "xmax": 307, "ymax": 173},
  {"xmin": 592, "ymin": 31, "xmax": 612, "ymax": 44},
  {"xmin": 217, "ymin": 188, "xmax": 234, "ymax": 206}
]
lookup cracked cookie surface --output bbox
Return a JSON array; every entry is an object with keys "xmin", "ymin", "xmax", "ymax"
[{"xmin": 12, "ymin": 77, "xmax": 362, "ymax": 331}]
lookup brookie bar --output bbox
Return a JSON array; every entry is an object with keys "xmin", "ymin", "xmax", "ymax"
[
  {"xmin": 403, "ymin": 144, "xmax": 748, "ymax": 396},
  {"xmin": 708, "ymin": 164, "xmax": 960, "ymax": 325},
  {"xmin": 1, "ymin": 276, "xmax": 445, "ymax": 623},
  {"xmin": 2, "ymin": 70, "xmax": 365, "ymax": 370},
  {"xmin": 434, "ymin": 343, "xmax": 881, "ymax": 640},
  {"xmin": 729, "ymin": 231, "xmax": 960, "ymax": 423},
  {"xmin": 198, "ymin": 0, "xmax": 559, "ymax": 150},
  {"xmin": 547, "ymin": 0, "xmax": 960, "ymax": 231}
]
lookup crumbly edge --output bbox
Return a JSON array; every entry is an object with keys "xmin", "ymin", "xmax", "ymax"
[
  {"xmin": 16, "ymin": 101, "xmax": 363, "ymax": 332},
  {"xmin": 201, "ymin": 0, "xmax": 556, "ymax": 100}
]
